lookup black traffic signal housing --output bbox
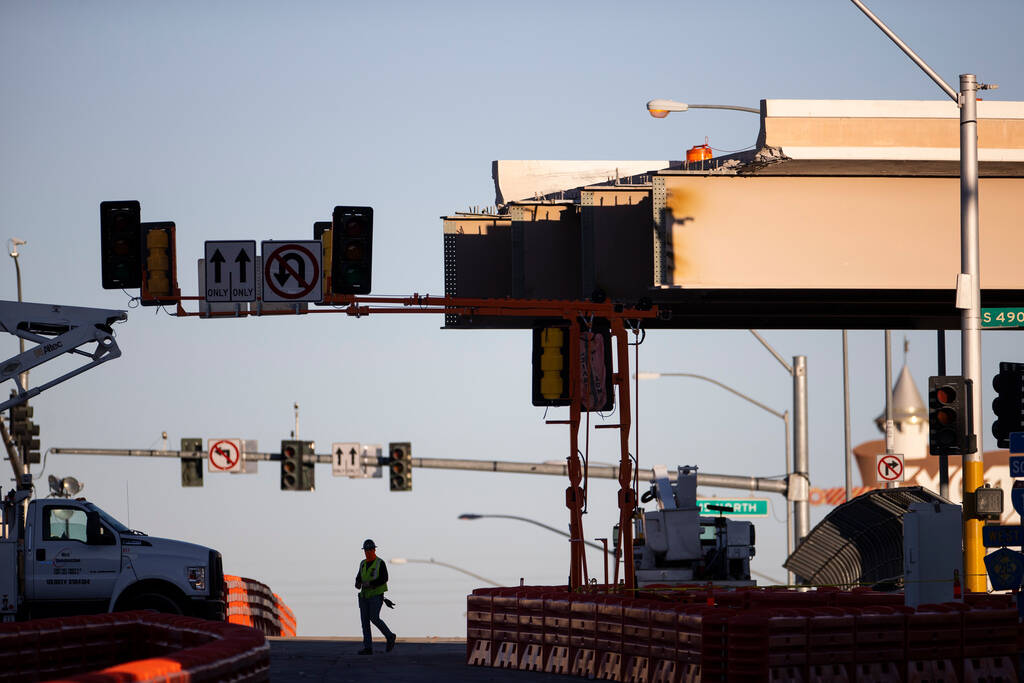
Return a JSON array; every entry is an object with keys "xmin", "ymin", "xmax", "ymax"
[
  {"xmin": 180, "ymin": 438, "xmax": 204, "ymax": 487},
  {"xmin": 100, "ymin": 200, "xmax": 142, "ymax": 289},
  {"xmin": 928, "ymin": 375, "xmax": 977, "ymax": 456},
  {"xmin": 8, "ymin": 402, "xmax": 40, "ymax": 465},
  {"xmin": 140, "ymin": 222, "xmax": 180, "ymax": 306},
  {"xmin": 331, "ymin": 206, "xmax": 373, "ymax": 294},
  {"xmin": 389, "ymin": 442, "xmax": 412, "ymax": 492},
  {"xmin": 992, "ymin": 362, "xmax": 1024, "ymax": 448},
  {"xmin": 280, "ymin": 440, "xmax": 315, "ymax": 491}
]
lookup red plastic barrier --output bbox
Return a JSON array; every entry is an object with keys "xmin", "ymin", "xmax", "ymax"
[
  {"xmin": 224, "ymin": 574, "xmax": 296, "ymax": 637},
  {"xmin": 0, "ymin": 611, "xmax": 267, "ymax": 683}
]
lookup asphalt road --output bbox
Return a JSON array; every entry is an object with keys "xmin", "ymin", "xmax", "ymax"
[{"xmin": 269, "ymin": 638, "xmax": 573, "ymax": 683}]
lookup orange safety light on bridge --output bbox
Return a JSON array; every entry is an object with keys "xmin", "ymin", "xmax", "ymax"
[{"xmin": 686, "ymin": 138, "xmax": 712, "ymax": 164}]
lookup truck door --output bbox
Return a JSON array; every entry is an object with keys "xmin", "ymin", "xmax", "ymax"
[{"xmin": 30, "ymin": 504, "xmax": 120, "ymax": 602}]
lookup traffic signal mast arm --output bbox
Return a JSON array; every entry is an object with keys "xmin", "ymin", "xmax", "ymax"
[
  {"xmin": 50, "ymin": 445, "xmax": 788, "ymax": 493},
  {"xmin": 0, "ymin": 301, "xmax": 127, "ymax": 412}
]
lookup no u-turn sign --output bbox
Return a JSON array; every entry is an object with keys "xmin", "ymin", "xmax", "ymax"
[{"xmin": 261, "ymin": 241, "xmax": 323, "ymax": 303}]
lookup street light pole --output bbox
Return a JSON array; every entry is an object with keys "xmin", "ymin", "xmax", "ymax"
[
  {"xmin": 7, "ymin": 239, "xmax": 27, "ymax": 390},
  {"xmin": 849, "ymin": 0, "xmax": 991, "ymax": 595},
  {"xmin": 390, "ymin": 557, "xmax": 501, "ymax": 587},
  {"xmin": 459, "ymin": 513, "xmax": 613, "ymax": 555}
]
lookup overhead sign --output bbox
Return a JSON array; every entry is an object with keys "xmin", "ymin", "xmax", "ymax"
[
  {"xmin": 205, "ymin": 241, "xmax": 256, "ymax": 302},
  {"xmin": 1011, "ymin": 433, "xmax": 1024, "ymax": 455},
  {"xmin": 696, "ymin": 499, "xmax": 769, "ymax": 517},
  {"xmin": 1010, "ymin": 456, "xmax": 1024, "ymax": 478},
  {"xmin": 1013, "ymin": 481, "xmax": 1024, "ymax": 519},
  {"xmin": 332, "ymin": 442, "xmax": 362, "ymax": 478},
  {"xmin": 984, "ymin": 547, "xmax": 1024, "ymax": 591},
  {"xmin": 208, "ymin": 438, "xmax": 243, "ymax": 473},
  {"xmin": 260, "ymin": 241, "xmax": 322, "ymax": 303},
  {"xmin": 982, "ymin": 524, "xmax": 1023, "ymax": 548},
  {"xmin": 982, "ymin": 308, "xmax": 1024, "ymax": 329},
  {"xmin": 876, "ymin": 454, "xmax": 905, "ymax": 483}
]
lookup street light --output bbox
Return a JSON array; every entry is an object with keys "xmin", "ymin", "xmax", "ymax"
[
  {"xmin": 646, "ymin": 99, "xmax": 760, "ymax": 118},
  {"xmin": 8, "ymin": 238, "xmax": 27, "ymax": 385},
  {"xmin": 390, "ymin": 557, "xmax": 500, "ymax": 587}
]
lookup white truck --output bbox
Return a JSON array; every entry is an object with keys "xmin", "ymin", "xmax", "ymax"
[
  {"xmin": 1, "ymin": 481, "xmax": 225, "ymax": 621},
  {"xmin": 0, "ymin": 300, "xmax": 225, "ymax": 621}
]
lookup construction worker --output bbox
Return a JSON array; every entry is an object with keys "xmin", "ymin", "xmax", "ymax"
[{"xmin": 355, "ymin": 538, "xmax": 396, "ymax": 654}]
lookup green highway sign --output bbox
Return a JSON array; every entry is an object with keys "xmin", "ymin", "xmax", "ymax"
[
  {"xmin": 697, "ymin": 499, "xmax": 769, "ymax": 517},
  {"xmin": 982, "ymin": 308, "xmax": 1024, "ymax": 329}
]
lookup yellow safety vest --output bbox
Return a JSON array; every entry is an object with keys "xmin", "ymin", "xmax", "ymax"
[{"xmin": 359, "ymin": 558, "xmax": 387, "ymax": 598}]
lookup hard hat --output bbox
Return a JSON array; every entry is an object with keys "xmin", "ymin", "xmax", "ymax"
[{"xmin": 362, "ymin": 539, "xmax": 376, "ymax": 550}]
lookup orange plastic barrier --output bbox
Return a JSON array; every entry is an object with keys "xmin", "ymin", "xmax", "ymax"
[
  {"xmin": 224, "ymin": 574, "xmax": 296, "ymax": 637},
  {"xmin": 466, "ymin": 586, "xmax": 1024, "ymax": 682},
  {"xmin": 0, "ymin": 611, "xmax": 267, "ymax": 683}
]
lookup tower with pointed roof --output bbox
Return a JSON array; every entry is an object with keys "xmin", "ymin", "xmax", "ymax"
[{"xmin": 875, "ymin": 364, "xmax": 929, "ymax": 463}]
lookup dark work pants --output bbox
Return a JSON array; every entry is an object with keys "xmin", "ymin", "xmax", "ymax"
[{"xmin": 359, "ymin": 594, "xmax": 395, "ymax": 648}]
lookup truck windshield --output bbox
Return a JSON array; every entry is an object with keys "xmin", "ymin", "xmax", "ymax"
[{"xmin": 82, "ymin": 502, "xmax": 130, "ymax": 534}]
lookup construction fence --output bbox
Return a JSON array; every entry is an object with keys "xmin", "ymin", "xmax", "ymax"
[{"xmin": 467, "ymin": 585, "xmax": 1020, "ymax": 682}]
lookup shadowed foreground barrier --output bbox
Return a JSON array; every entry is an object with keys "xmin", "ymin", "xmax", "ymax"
[
  {"xmin": 0, "ymin": 611, "xmax": 269, "ymax": 683},
  {"xmin": 467, "ymin": 586, "xmax": 1021, "ymax": 682},
  {"xmin": 225, "ymin": 575, "xmax": 296, "ymax": 637}
]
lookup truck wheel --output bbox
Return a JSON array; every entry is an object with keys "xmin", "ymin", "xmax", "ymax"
[{"xmin": 129, "ymin": 592, "xmax": 184, "ymax": 615}]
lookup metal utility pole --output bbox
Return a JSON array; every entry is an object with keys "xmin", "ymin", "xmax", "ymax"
[
  {"xmin": 842, "ymin": 331, "xmax": 853, "ymax": 502},
  {"xmin": 883, "ymin": 331, "xmax": 897, "ymax": 489},
  {"xmin": 850, "ymin": 0, "xmax": 992, "ymax": 594}
]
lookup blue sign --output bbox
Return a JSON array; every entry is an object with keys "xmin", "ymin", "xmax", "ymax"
[
  {"xmin": 1014, "ymin": 483, "xmax": 1024, "ymax": 518},
  {"xmin": 985, "ymin": 548, "xmax": 1024, "ymax": 591},
  {"xmin": 1011, "ymin": 433, "xmax": 1024, "ymax": 454},
  {"xmin": 982, "ymin": 525, "xmax": 1023, "ymax": 548},
  {"xmin": 1010, "ymin": 456, "xmax": 1024, "ymax": 478}
]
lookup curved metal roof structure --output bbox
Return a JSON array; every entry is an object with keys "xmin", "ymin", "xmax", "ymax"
[{"xmin": 783, "ymin": 486, "xmax": 952, "ymax": 588}]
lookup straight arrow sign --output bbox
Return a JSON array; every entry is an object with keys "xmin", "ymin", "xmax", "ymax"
[{"xmin": 204, "ymin": 241, "xmax": 256, "ymax": 302}]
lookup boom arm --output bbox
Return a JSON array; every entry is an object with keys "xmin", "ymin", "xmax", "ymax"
[{"xmin": 0, "ymin": 301, "xmax": 127, "ymax": 412}]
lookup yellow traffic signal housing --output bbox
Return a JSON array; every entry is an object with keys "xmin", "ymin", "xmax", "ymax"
[{"xmin": 140, "ymin": 222, "xmax": 180, "ymax": 306}]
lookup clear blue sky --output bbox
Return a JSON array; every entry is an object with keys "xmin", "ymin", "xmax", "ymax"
[{"xmin": 2, "ymin": 1, "xmax": 1022, "ymax": 636}]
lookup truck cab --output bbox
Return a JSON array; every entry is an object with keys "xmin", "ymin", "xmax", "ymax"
[{"xmin": 2, "ymin": 488, "xmax": 225, "ymax": 622}]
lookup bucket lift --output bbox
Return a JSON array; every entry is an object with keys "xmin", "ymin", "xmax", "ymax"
[{"xmin": 0, "ymin": 301, "xmax": 127, "ymax": 412}]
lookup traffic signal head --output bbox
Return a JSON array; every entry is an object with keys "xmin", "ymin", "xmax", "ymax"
[
  {"xmin": 100, "ymin": 200, "xmax": 142, "ymax": 289},
  {"xmin": 280, "ymin": 440, "xmax": 314, "ymax": 491},
  {"xmin": 388, "ymin": 442, "xmax": 412, "ymax": 492},
  {"xmin": 928, "ymin": 376, "xmax": 977, "ymax": 456},
  {"xmin": 180, "ymin": 438, "xmax": 204, "ymax": 487},
  {"xmin": 280, "ymin": 440, "xmax": 302, "ymax": 491},
  {"xmin": 331, "ymin": 206, "xmax": 373, "ymax": 294},
  {"xmin": 140, "ymin": 222, "xmax": 179, "ymax": 306},
  {"xmin": 532, "ymin": 326, "xmax": 570, "ymax": 407},
  {"xmin": 992, "ymin": 362, "xmax": 1024, "ymax": 448}
]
